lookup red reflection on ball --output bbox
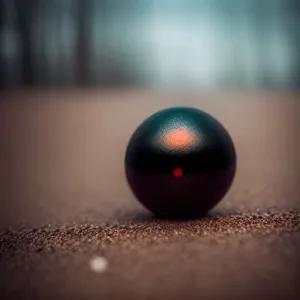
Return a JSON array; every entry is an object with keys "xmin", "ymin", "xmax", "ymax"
[{"xmin": 173, "ymin": 167, "xmax": 183, "ymax": 177}]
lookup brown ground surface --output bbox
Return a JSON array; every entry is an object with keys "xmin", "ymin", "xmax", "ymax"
[{"xmin": 0, "ymin": 90, "xmax": 300, "ymax": 300}]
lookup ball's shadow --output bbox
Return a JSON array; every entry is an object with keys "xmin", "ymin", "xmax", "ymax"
[{"xmin": 130, "ymin": 208, "xmax": 228, "ymax": 224}]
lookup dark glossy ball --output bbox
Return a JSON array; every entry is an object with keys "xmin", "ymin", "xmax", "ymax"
[{"xmin": 125, "ymin": 107, "xmax": 236, "ymax": 219}]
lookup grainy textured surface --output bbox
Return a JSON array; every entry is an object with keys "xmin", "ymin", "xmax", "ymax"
[{"xmin": 0, "ymin": 90, "xmax": 300, "ymax": 300}]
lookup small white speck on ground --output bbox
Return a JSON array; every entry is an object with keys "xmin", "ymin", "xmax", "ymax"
[{"xmin": 89, "ymin": 256, "xmax": 109, "ymax": 273}]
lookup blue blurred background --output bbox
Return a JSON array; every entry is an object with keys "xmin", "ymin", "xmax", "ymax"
[{"xmin": 1, "ymin": 0, "xmax": 300, "ymax": 88}]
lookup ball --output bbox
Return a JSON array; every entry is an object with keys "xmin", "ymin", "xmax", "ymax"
[{"xmin": 125, "ymin": 107, "xmax": 236, "ymax": 219}]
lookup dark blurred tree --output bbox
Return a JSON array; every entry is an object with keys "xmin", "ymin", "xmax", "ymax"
[
  {"xmin": 37, "ymin": 0, "xmax": 50, "ymax": 86},
  {"xmin": 0, "ymin": 0, "xmax": 5, "ymax": 88},
  {"xmin": 76, "ymin": 0, "xmax": 91, "ymax": 86},
  {"xmin": 14, "ymin": 0, "xmax": 38, "ymax": 85}
]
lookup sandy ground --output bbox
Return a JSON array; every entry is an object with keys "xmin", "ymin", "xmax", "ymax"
[{"xmin": 0, "ymin": 89, "xmax": 300, "ymax": 300}]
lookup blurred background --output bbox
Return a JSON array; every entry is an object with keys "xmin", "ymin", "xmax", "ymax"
[{"xmin": 0, "ymin": 0, "xmax": 300, "ymax": 89}]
